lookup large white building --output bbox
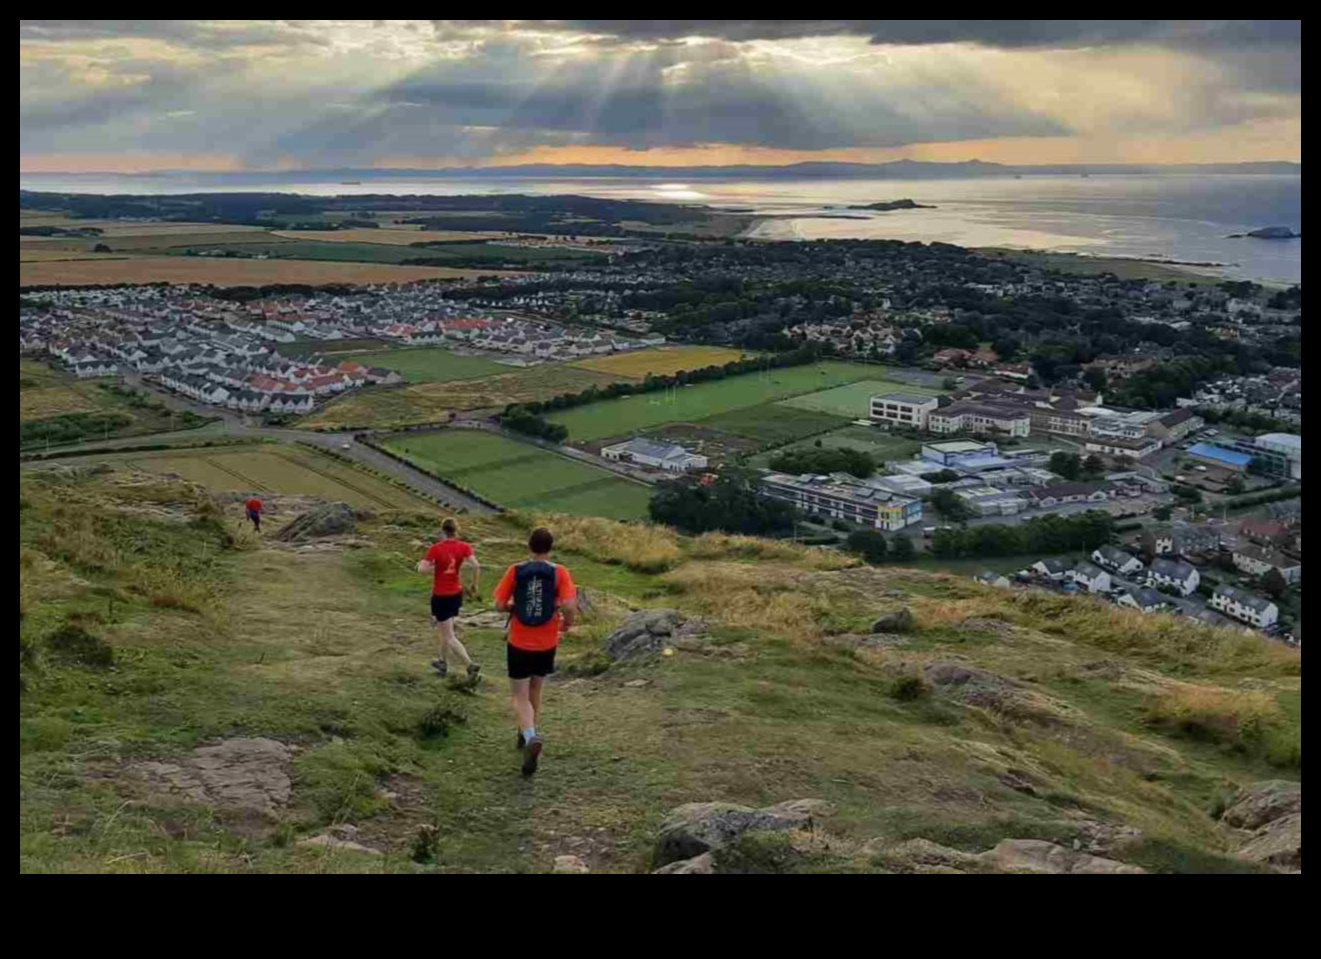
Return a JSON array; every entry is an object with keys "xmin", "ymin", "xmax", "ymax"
[
  {"xmin": 870, "ymin": 393, "xmax": 940, "ymax": 431},
  {"xmin": 601, "ymin": 438, "xmax": 709, "ymax": 473},
  {"xmin": 1147, "ymin": 558, "xmax": 1200, "ymax": 597},
  {"xmin": 760, "ymin": 473, "xmax": 924, "ymax": 532},
  {"xmin": 1210, "ymin": 586, "xmax": 1280, "ymax": 629}
]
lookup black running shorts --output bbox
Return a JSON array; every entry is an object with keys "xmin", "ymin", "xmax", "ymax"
[
  {"xmin": 507, "ymin": 643, "xmax": 557, "ymax": 681},
  {"xmin": 430, "ymin": 593, "xmax": 464, "ymax": 624}
]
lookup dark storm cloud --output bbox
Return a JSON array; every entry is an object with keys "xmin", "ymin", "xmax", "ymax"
[{"xmin": 516, "ymin": 20, "xmax": 1300, "ymax": 50}]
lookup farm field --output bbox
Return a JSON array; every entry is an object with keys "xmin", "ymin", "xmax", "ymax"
[
  {"xmin": 22, "ymin": 231, "xmax": 296, "ymax": 253},
  {"xmin": 19, "ymin": 219, "xmax": 273, "ymax": 237},
  {"xmin": 271, "ymin": 229, "xmax": 493, "ymax": 245},
  {"xmin": 546, "ymin": 362, "xmax": 874, "ymax": 442},
  {"xmin": 116, "ymin": 446, "xmax": 434, "ymax": 511},
  {"xmin": 19, "ymin": 257, "xmax": 510, "ymax": 289},
  {"xmin": 336, "ymin": 348, "xmax": 506, "ymax": 384},
  {"xmin": 383, "ymin": 431, "xmax": 651, "ymax": 520},
  {"xmin": 303, "ymin": 365, "xmax": 621, "ymax": 430},
  {"xmin": 571, "ymin": 346, "xmax": 749, "ymax": 380},
  {"xmin": 697, "ymin": 405, "xmax": 849, "ymax": 445},
  {"xmin": 778, "ymin": 378, "xmax": 943, "ymax": 419},
  {"xmin": 277, "ymin": 338, "xmax": 390, "ymax": 359},
  {"xmin": 20, "ymin": 249, "xmax": 134, "ymax": 263}
]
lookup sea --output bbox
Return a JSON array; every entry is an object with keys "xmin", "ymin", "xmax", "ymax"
[{"xmin": 20, "ymin": 172, "xmax": 1302, "ymax": 285}]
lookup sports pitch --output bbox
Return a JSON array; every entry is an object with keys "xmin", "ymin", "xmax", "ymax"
[
  {"xmin": 777, "ymin": 379, "xmax": 942, "ymax": 419},
  {"xmin": 382, "ymin": 431, "xmax": 652, "ymax": 520},
  {"xmin": 547, "ymin": 362, "xmax": 874, "ymax": 442}
]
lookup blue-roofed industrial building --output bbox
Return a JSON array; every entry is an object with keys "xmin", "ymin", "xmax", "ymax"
[{"xmin": 1188, "ymin": 443, "xmax": 1254, "ymax": 472}]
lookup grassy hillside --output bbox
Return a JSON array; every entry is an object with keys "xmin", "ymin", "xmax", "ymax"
[{"xmin": 19, "ymin": 466, "xmax": 1300, "ymax": 874}]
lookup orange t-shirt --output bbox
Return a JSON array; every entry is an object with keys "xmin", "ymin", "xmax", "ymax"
[
  {"xmin": 246, "ymin": 499, "xmax": 263, "ymax": 514},
  {"xmin": 425, "ymin": 540, "xmax": 475, "ymax": 597},
  {"xmin": 494, "ymin": 563, "xmax": 577, "ymax": 652}
]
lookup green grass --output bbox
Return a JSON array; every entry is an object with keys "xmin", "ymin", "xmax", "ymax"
[
  {"xmin": 779, "ymin": 379, "xmax": 942, "ymax": 420},
  {"xmin": 162, "ymin": 240, "xmax": 604, "ymax": 267},
  {"xmin": 547, "ymin": 363, "xmax": 876, "ymax": 442},
  {"xmin": 335, "ymin": 348, "xmax": 507, "ymax": 384},
  {"xmin": 383, "ymin": 431, "xmax": 652, "ymax": 520},
  {"xmin": 748, "ymin": 425, "xmax": 926, "ymax": 468},
  {"xmin": 19, "ymin": 467, "xmax": 1301, "ymax": 874},
  {"xmin": 699, "ymin": 406, "xmax": 849, "ymax": 445}
]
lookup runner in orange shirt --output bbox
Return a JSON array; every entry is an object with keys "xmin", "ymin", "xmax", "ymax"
[
  {"xmin": 418, "ymin": 518, "xmax": 483, "ymax": 681},
  {"xmin": 493, "ymin": 527, "xmax": 577, "ymax": 777}
]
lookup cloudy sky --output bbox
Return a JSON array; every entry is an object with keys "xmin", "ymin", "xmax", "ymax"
[{"xmin": 19, "ymin": 19, "xmax": 1302, "ymax": 173}]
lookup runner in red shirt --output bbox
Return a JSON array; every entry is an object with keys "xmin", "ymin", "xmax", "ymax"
[
  {"xmin": 417, "ymin": 518, "xmax": 483, "ymax": 681},
  {"xmin": 493, "ymin": 527, "xmax": 577, "ymax": 776},
  {"xmin": 245, "ymin": 497, "xmax": 263, "ymax": 533}
]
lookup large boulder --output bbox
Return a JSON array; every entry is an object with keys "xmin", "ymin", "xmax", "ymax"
[
  {"xmin": 654, "ymin": 852, "xmax": 717, "ymax": 875},
  {"xmin": 1236, "ymin": 815, "xmax": 1302, "ymax": 873},
  {"xmin": 1222, "ymin": 781, "xmax": 1302, "ymax": 831},
  {"xmin": 276, "ymin": 503, "xmax": 361, "ymax": 543},
  {"xmin": 604, "ymin": 609, "xmax": 685, "ymax": 663},
  {"xmin": 871, "ymin": 608, "xmax": 916, "ymax": 634},
  {"xmin": 655, "ymin": 799, "xmax": 834, "ymax": 866},
  {"xmin": 130, "ymin": 738, "xmax": 293, "ymax": 815},
  {"xmin": 983, "ymin": 839, "xmax": 1146, "ymax": 875}
]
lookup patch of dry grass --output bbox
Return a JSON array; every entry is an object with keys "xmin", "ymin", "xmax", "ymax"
[
  {"xmin": 526, "ymin": 514, "xmax": 682, "ymax": 573},
  {"xmin": 1146, "ymin": 685, "xmax": 1284, "ymax": 747},
  {"xmin": 686, "ymin": 533, "xmax": 860, "ymax": 570}
]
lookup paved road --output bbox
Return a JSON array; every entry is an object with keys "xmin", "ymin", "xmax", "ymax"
[{"xmin": 25, "ymin": 375, "xmax": 495, "ymax": 515}]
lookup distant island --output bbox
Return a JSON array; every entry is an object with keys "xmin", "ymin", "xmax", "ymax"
[
  {"xmin": 847, "ymin": 199, "xmax": 937, "ymax": 212},
  {"xmin": 1229, "ymin": 226, "xmax": 1302, "ymax": 240}
]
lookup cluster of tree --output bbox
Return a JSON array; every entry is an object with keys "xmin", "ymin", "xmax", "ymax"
[
  {"xmin": 500, "ymin": 407, "xmax": 569, "ymax": 444},
  {"xmin": 1222, "ymin": 489, "xmax": 1301, "ymax": 511},
  {"xmin": 930, "ymin": 488, "xmax": 973, "ymax": 524},
  {"xmin": 1049, "ymin": 452, "xmax": 1107, "ymax": 481},
  {"xmin": 930, "ymin": 510, "xmax": 1115, "ymax": 559},
  {"xmin": 844, "ymin": 530, "xmax": 917, "ymax": 565},
  {"xmin": 921, "ymin": 469, "xmax": 962, "ymax": 485},
  {"xmin": 19, "ymin": 225, "xmax": 103, "ymax": 237},
  {"xmin": 1172, "ymin": 484, "xmax": 1204, "ymax": 505},
  {"xmin": 19, "ymin": 412, "xmax": 133, "ymax": 449},
  {"xmin": 1199, "ymin": 407, "xmax": 1300, "ymax": 437},
  {"xmin": 1267, "ymin": 286, "xmax": 1301, "ymax": 311},
  {"xmin": 1109, "ymin": 356, "xmax": 1239, "ymax": 409},
  {"xmin": 648, "ymin": 470, "xmax": 796, "ymax": 537},
  {"xmin": 515, "ymin": 345, "xmax": 827, "ymax": 417},
  {"xmin": 768, "ymin": 446, "xmax": 875, "ymax": 479}
]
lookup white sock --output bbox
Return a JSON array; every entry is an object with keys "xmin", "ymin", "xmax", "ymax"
[{"xmin": 522, "ymin": 727, "xmax": 537, "ymax": 743}]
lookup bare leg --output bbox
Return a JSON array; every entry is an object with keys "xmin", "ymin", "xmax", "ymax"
[
  {"xmin": 528, "ymin": 676, "xmax": 545, "ymax": 726},
  {"xmin": 510, "ymin": 679, "xmax": 535, "ymax": 730},
  {"xmin": 437, "ymin": 618, "xmax": 473, "ymax": 669}
]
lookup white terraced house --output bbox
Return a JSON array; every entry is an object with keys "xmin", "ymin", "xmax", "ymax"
[
  {"xmin": 1210, "ymin": 586, "xmax": 1280, "ymax": 629},
  {"xmin": 1093, "ymin": 545, "xmax": 1145, "ymax": 576},
  {"xmin": 1069, "ymin": 562, "xmax": 1113, "ymax": 595},
  {"xmin": 1147, "ymin": 558, "xmax": 1200, "ymax": 597}
]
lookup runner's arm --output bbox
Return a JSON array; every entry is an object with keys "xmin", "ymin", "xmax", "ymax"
[
  {"xmin": 466, "ymin": 553, "xmax": 483, "ymax": 597},
  {"xmin": 417, "ymin": 556, "xmax": 436, "ymax": 575},
  {"xmin": 560, "ymin": 599, "xmax": 578, "ymax": 633}
]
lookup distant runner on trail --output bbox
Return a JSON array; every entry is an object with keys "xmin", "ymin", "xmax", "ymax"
[
  {"xmin": 245, "ymin": 497, "xmax": 264, "ymax": 534},
  {"xmin": 493, "ymin": 527, "xmax": 577, "ymax": 777},
  {"xmin": 418, "ymin": 518, "xmax": 483, "ymax": 682}
]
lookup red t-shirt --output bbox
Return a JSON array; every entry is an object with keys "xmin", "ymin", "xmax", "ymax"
[
  {"xmin": 246, "ymin": 499, "xmax": 263, "ymax": 514},
  {"xmin": 494, "ymin": 563, "xmax": 577, "ymax": 652},
  {"xmin": 426, "ymin": 539, "xmax": 475, "ymax": 597}
]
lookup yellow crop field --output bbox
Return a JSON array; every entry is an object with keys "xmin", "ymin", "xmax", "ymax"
[
  {"xmin": 19, "ymin": 249, "xmax": 134, "ymax": 263},
  {"xmin": 118, "ymin": 446, "xmax": 435, "ymax": 511},
  {"xmin": 271, "ymin": 229, "xmax": 495, "ymax": 245},
  {"xmin": 20, "ymin": 386, "xmax": 100, "ymax": 421},
  {"xmin": 19, "ymin": 257, "xmax": 515, "ymax": 288},
  {"xmin": 572, "ymin": 346, "xmax": 750, "ymax": 379},
  {"xmin": 303, "ymin": 365, "xmax": 622, "ymax": 430}
]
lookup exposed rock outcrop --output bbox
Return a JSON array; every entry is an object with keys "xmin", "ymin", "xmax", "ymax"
[
  {"xmin": 876, "ymin": 837, "xmax": 1146, "ymax": 875},
  {"xmin": 276, "ymin": 503, "xmax": 363, "ymax": 542},
  {"xmin": 128, "ymin": 738, "xmax": 294, "ymax": 815},
  {"xmin": 604, "ymin": 609, "xmax": 707, "ymax": 663},
  {"xmin": 655, "ymin": 799, "xmax": 834, "ymax": 869},
  {"xmin": 1221, "ymin": 781, "xmax": 1302, "ymax": 872},
  {"xmin": 871, "ymin": 608, "xmax": 916, "ymax": 634}
]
